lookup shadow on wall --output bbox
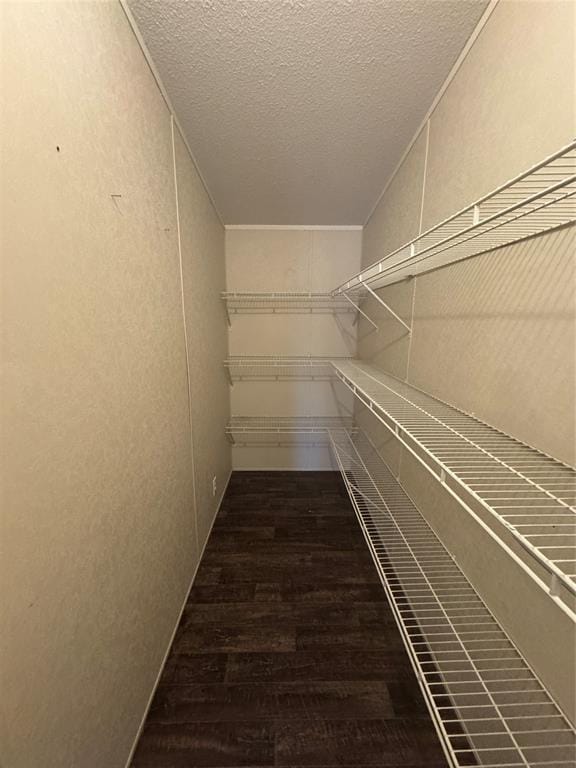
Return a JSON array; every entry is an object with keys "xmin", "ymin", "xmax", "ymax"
[
  {"xmin": 357, "ymin": 277, "xmax": 415, "ymax": 381},
  {"xmin": 362, "ymin": 225, "xmax": 575, "ymax": 465}
]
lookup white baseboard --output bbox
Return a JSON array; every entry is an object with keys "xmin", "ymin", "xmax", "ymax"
[{"xmin": 123, "ymin": 468, "xmax": 233, "ymax": 768}]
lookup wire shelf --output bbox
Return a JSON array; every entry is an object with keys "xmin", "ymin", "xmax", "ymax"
[
  {"xmin": 222, "ymin": 291, "xmax": 356, "ymax": 316},
  {"xmin": 329, "ymin": 427, "xmax": 576, "ymax": 768},
  {"xmin": 334, "ymin": 141, "xmax": 576, "ymax": 293},
  {"xmin": 224, "ymin": 356, "xmax": 350, "ymax": 381},
  {"xmin": 331, "ymin": 360, "xmax": 576, "ymax": 606},
  {"xmin": 226, "ymin": 415, "xmax": 354, "ymax": 446}
]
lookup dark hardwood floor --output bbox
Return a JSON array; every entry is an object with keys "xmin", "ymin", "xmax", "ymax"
[{"xmin": 131, "ymin": 471, "xmax": 448, "ymax": 768}]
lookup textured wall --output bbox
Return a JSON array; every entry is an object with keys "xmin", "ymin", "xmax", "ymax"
[
  {"xmin": 409, "ymin": 229, "xmax": 576, "ymax": 466},
  {"xmin": 173, "ymin": 125, "xmax": 231, "ymax": 546},
  {"xmin": 226, "ymin": 228, "xmax": 361, "ymax": 469},
  {"xmin": 357, "ymin": 0, "xmax": 576, "ymax": 720},
  {"xmin": 362, "ymin": 127, "xmax": 428, "ymax": 266},
  {"xmin": 421, "ymin": 0, "xmax": 575, "ymax": 230},
  {"xmin": 0, "ymin": 2, "xmax": 228, "ymax": 766},
  {"xmin": 360, "ymin": 0, "xmax": 576, "ymax": 463}
]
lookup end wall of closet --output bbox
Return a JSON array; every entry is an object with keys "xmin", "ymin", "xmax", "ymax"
[{"xmin": 225, "ymin": 227, "xmax": 361, "ymax": 469}]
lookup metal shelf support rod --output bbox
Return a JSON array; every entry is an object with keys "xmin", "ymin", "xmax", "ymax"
[{"xmin": 359, "ymin": 281, "xmax": 412, "ymax": 332}]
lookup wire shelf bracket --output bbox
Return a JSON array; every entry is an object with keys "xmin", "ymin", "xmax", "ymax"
[
  {"xmin": 344, "ymin": 281, "xmax": 412, "ymax": 333},
  {"xmin": 341, "ymin": 290, "xmax": 378, "ymax": 330}
]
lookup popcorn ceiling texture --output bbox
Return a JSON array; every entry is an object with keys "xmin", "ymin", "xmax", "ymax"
[{"xmin": 128, "ymin": 0, "xmax": 488, "ymax": 224}]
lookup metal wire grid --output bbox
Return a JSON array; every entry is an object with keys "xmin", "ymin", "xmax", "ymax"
[
  {"xmin": 224, "ymin": 356, "xmax": 350, "ymax": 381},
  {"xmin": 328, "ymin": 428, "xmax": 576, "ymax": 768},
  {"xmin": 225, "ymin": 415, "xmax": 354, "ymax": 446},
  {"xmin": 221, "ymin": 292, "xmax": 356, "ymax": 314},
  {"xmin": 331, "ymin": 360, "xmax": 576, "ymax": 602},
  {"xmin": 334, "ymin": 141, "xmax": 576, "ymax": 292}
]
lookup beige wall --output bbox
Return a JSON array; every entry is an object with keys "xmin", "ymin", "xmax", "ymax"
[
  {"xmin": 360, "ymin": 0, "xmax": 576, "ymax": 464},
  {"xmin": 357, "ymin": 0, "xmax": 576, "ymax": 720},
  {"xmin": 409, "ymin": 229, "xmax": 575, "ymax": 465},
  {"xmin": 174, "ymin": 126, "xmax": 231, "ymax": 546},
  {"xmin": 422, "ymin": 0, "xmax": 575, "ymax": 231},
  {"xmin": 226, "ymin": 228, "xmax": 361, "ymax": 469},
  {"xmin": 363, "ymin": 127, "xmax": 428, "ymax": 266},
  {"xmin": 0, "ymin": 3, "xmax": 229, "ymax": 767}
]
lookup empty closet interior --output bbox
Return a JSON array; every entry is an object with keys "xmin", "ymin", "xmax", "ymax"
[{"xmin": 1, "ymin": 1, "xmax": 575, "ymax": 767}]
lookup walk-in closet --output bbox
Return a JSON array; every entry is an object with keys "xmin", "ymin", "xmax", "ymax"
[{"xmin": 1, "ymin": 1, "xmax": 575, "ymax": 767}]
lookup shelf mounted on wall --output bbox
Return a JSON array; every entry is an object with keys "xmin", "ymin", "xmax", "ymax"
[
  {"xmin": 221, "ymin": 292, "xmax": 357, "ymax": 325},
  {"xmin": 225, "ymin": 415, "xmax": 354, "ymax": 446},
  {"xmin": 330, "ymin": 427, "xmax": 576, "ymax": 768},
  {"xmin": 333, "ymin": 140, "xmax": 576, "ymax": 295},
  {"xmin": 220, "ymin": 141, "xmax": 576, "ymax": 759},
  {"xmin": 331, "ymin": 359, "xmax": 576, "ymax": 611},
  {"xmin": 222, "ymin": 353, "xmax": 576, "ymax": 606},
  {"xmin": 223, "ymin": 355, "xmax": 350, "ymax": 384}
]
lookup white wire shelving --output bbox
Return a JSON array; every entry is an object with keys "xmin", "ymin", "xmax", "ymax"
[
  {"xmin": 221, "ymin": 291, "xmax": 357, "ymax": 323},
  {"xmin": 329, "ymin": 427, "xmax": 576, "ymax": 768},
  {"xmin": 224, "ymin": 355, "xmax": 350, "ymax": 382},
  {"xmin": 225, "ymin": 415, "xmax": 354, "ymax": 446},
  {"xmin": 221, "ymin": 141, "xmax": 576, "ymax": 761},
  {"xmin": 331, "ymin": 360, "xmax": 576, "ymax": 608},
  {"xmin": 334, "ymin": 140, "xmax": 576, "ymax": 295}
]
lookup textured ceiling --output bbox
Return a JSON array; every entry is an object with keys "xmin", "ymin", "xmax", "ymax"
[{"xmin": 128, "ymin": 0, "xmax": 489, "ymax": 225}]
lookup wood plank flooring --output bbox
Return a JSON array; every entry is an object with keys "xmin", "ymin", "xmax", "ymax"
[{"xmin": 131, "ymin": 471, "xmax": 448, "ymax": 768}]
